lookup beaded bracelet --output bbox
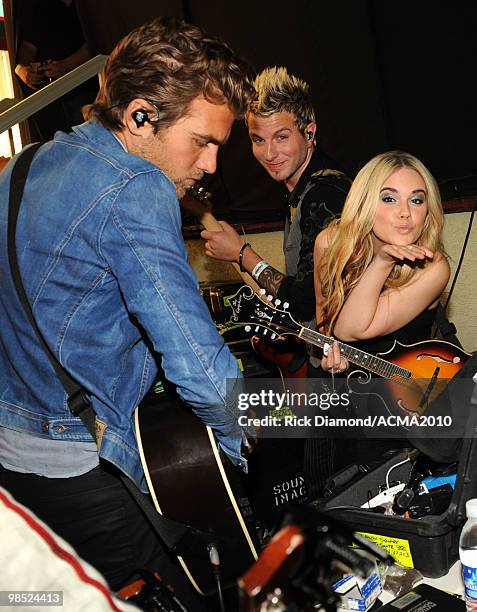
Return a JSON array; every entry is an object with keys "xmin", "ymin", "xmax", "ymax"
[{"xmin": 238, "ymin": 242, "xmax": 251, "ymax": 272}]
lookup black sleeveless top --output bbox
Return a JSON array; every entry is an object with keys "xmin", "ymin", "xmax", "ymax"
[{"xmin": 343, "ymin": 307, "xmax": 437, "ymax": 356}]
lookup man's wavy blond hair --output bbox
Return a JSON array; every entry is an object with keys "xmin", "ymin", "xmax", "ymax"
[
  {"xmin": 319, "ymin": 151, "xmax": 445, "ymax": 333},
  {"xmin": 85, "ymin": 17, "xmax": 255, "ymax": 131},
  {"xmin": 246, "ymin": 66, "xmax": 315, "ymax": 131}
]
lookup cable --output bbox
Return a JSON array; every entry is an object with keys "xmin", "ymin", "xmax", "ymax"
[
  {"xmin": 443, "ymin": 206, "xmax": 476, "ymax": 312},
  {"xmin": 208, "ymin": 544, "xmax": 225, "ymax": 612},
  {"xmin": 385, "ymin": 457, "xmax": 410, "ymax": 490},
  {"xmin": 277, "ymin": 359, "xmax": 287, "ymax": 394}
]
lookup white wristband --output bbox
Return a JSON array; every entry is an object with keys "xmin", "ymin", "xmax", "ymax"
[{"xmin": 251, "ymin": 260, "xmax": 269, "ymax": 280}]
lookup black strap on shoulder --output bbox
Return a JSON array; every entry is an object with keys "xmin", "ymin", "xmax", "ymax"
[
  {"xmin": 6, "ymin": 145, "xmax": 212, "ymax": 553},
  {"xmin": 7, "ymin": 143, "xmax": 93, "ymax": 423}
]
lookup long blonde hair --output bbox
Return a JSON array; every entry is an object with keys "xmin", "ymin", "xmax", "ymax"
[{"xmin": 319, "ymin": 151, "xmax": 444, "ymax": 333}]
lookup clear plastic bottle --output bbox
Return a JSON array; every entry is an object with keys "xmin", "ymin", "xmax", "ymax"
[{"xmin": 460, "ymin": 499, "xmax": 477, "ymax": 610}]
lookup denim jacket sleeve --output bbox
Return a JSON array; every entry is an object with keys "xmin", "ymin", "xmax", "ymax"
[{"xmin": 100, "ymin": 170, "xmax": 247, "ymax": 468}]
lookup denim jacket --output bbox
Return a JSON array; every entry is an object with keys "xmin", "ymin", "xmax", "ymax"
[{"xmin": 0, "ymin": 121, "xmax": 245, "ymax": 491}]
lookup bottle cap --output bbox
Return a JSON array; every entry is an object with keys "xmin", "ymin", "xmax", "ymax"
[{"xmin": 466, "ymin": 499, "xmax": 477, "ymax": 518}]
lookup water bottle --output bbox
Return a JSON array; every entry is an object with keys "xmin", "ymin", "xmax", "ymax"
[{"xmin": 460, "ymin": 499, "xmax": 477, "ymax": 610}]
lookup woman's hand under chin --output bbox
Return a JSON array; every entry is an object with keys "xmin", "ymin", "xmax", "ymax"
[{"xmin": 375, "ymin": 243, "xmax": 434, "ymax": 265}]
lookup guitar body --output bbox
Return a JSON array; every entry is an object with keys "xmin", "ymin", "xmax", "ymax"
[
  {"xmin": 355, "ymin": 339, "xmax": 470, "ymax": 415},
  {"xmin": 135, "ymin": 391, "xmax": 258, "ymax": 595},
  {"xmin": 239, "ymin": 525, "xmax": 307, "ymax": 611},
  {"xmin": 251, "ymin": 335, "xmax": 308, "ymax": 378}
]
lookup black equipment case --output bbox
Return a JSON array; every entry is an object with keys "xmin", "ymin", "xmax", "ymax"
[
  {"xmin": 316, "ymin": 431, "xmax": 477, "ymax": 578},
  {"xmin": 316, "ymin": 361, "xmax": 477, "ymax": 578}
]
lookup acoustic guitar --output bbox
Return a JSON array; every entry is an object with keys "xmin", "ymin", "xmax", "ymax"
[
  {"xmin": 239, "ymin": 524, "xmax": 307, "ymax": 611},
  {"xmin": 135, "ymin": 389, "xmax": 258, "ymax": 595},
  {"xmin": 228, "ymin": 285, "xmax": 471, "ymax": 415}
]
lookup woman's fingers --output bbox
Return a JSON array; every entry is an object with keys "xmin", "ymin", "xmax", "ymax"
[
  {"xmin": 322, "ymin": 341, "xmax": 349, "ymax": 373},
  {"xmin": 381, "ymin": 243, "xmax": 434, "ymax": 262}
]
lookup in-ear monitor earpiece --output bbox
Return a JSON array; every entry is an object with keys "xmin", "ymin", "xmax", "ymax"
[{"xmin": 132, "ymin": 109, "xmax": 149, "ymax": 128}]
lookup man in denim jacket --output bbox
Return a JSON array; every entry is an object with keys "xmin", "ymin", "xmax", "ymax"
[{"xmin": 0, "ymin": 17, "xmax": 255, "ymax": 608}]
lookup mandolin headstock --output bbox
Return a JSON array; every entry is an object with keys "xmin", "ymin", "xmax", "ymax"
[{"xmin": 228, "ymin": 285, "xmax": 302, "ymax": 339}]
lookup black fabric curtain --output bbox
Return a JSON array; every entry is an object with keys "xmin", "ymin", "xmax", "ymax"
[
  {"xmin": 13, "ymin": 0, "xmax": 477, "ymax": 209},
  {"xmin": 75, "ymin": 0, "xmax": 184, "ymax": 55}
]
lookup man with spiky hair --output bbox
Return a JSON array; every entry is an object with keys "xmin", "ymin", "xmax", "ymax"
[
  {"xmin": 201, "ymin": 67, "xmax": 351, "ymax": 499},
  {"xmin": 202, "ymin": 66, "xmax": 350, "ymax": 325}
]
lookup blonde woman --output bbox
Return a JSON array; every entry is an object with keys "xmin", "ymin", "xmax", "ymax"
[{"xmin": 310, "ymin": 150, "xmax": 450, "ymax": 470}]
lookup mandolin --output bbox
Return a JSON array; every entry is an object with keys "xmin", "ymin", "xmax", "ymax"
[{"xmin": 228, "ymin": 285, "xmax": 471, "ymax": 415}]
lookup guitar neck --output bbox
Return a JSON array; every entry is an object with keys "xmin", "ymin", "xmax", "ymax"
[
  {"xmin": 297, "ymin": 326, "xmax": 410, "ymax": 379},
  {"xmin": 182, "ymin": 194, "xmax": 260, "ymax": 292}
]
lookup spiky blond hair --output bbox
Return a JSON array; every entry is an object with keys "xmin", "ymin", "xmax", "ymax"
[{"xmin": 246, "ymin": 66, "xmax": 315, "ymax": 131}]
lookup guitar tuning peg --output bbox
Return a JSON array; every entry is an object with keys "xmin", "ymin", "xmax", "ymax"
[
  {"xmin": 283, "ymin": 302, "xmax": 289, "ymax": 310},
  {"xmin": 267, "ymin": 295, "xmax": 273, "ymax": 301},
  {"xmin": 263, "ymin": 329, "xmax": 268, "ymax": 335},
  {"xmin": 254, "ymin": 326, "xmax": 260, "ymax": 332},
  {"xmin": 259, "ymin": 289, "xmax": 266, "ymax": 295},
  {"xmin": 274, "ymin": 299, "xmax": 281, "ymax": 306},
  {"xmin": 245, "ymin": 325, "xmax": 251, "ymax": 332},
  {"xmin": 271, "ymin": 333, "xmax": 277, "ymax": 340}
]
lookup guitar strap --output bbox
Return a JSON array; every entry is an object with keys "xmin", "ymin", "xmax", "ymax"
[
  {"xmin": 7, "ymin": 144, "xmax": 212, "ymax": 554},
  {"xmin": 435, "ymin": 303, "xmax": 462, "ymax": 348}
]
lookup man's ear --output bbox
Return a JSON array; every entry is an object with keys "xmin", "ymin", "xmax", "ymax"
[
  {"xmin": 305, "ymin": 121, "xmax": 317, "ymax": 146},
  {"xmin": 123, "ymin": 99, "xmax": 157, "ymax": 137}
]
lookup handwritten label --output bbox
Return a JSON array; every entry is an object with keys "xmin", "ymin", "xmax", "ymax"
[{"xmin": 357, "ymin": 532, "xmax": 414, "ymax": 568}]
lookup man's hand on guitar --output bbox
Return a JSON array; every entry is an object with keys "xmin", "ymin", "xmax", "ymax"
[
  {"xmin": 181, "ymin": 192, "xmax": 262, "ymax": 291},
  {"xmin": 201, "ymin": 220, "xmax": 248, "ymax": 263},
  {"xmin": 200, "ymin": 224, "xmax": 284, "ymax": 297},
  {"xmin": 321, "ymin": 340, "xmax": 349, "ymax": 374}
]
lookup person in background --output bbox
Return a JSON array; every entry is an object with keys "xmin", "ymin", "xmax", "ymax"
[
  {"xmin": 0, "ymin": 486, "xmax": 137, "ymax": 611},
  {"xmin": 14, "ymin": 0, "xmax": 98, "ymax": 141},
  {"xmin": 200, "ymin": 66, "xmax": 351, "ymax": 501},
  {"xmin": 0, "ymin": 16, "xmax": 255, "ymax": 610},
  {"xmin": 314, "ymin": 150, "xmax": 450, "ymax": 471},
  {"xmin": 201, "ymin": 66, "xmax": 350, "ymax": 325}
]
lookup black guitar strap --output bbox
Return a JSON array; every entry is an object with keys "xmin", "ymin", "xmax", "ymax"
[
  {"xmin": 435, "ymin": 303, "xmax": 462, "ymax": 348},
  {"xmin": 7, "ymin": 144, "xmax": 211, "ymax": 553},
  {"xmin": 8, "ymin": 144, "xmax": 96, "ymax": 431}
]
